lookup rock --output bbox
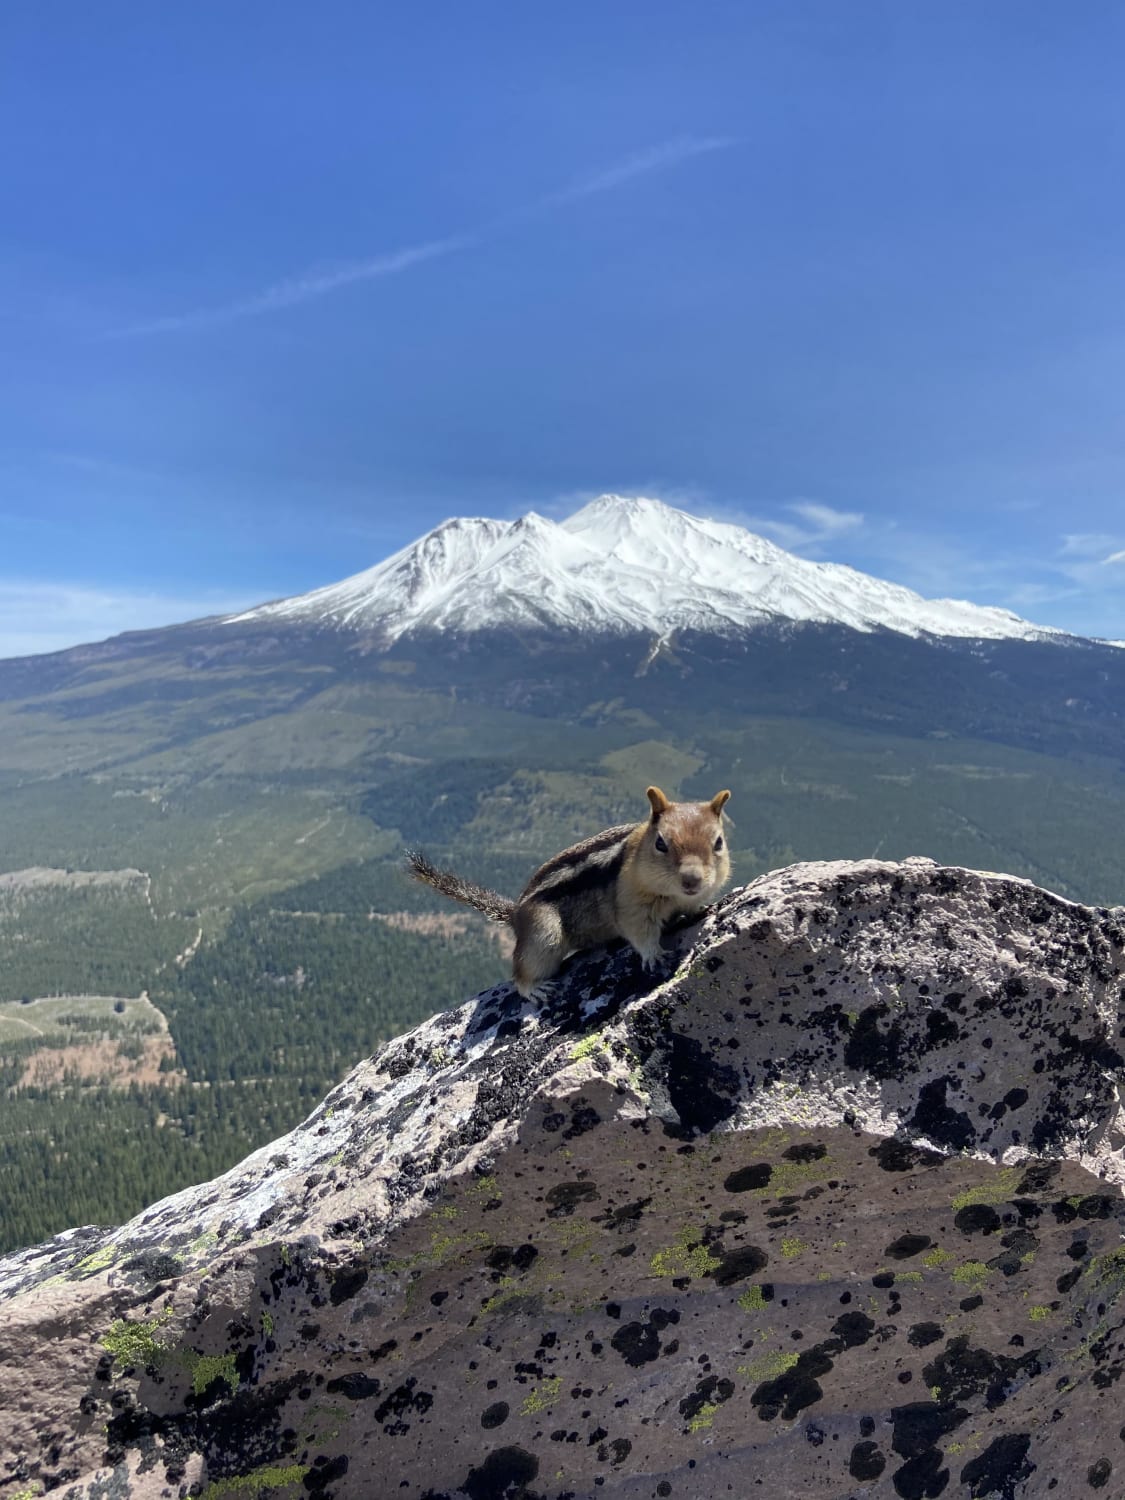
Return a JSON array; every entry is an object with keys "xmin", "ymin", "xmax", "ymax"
[{"xmin": 2, "ymin": 857, "xmax": 1124, "ymax": 1499}]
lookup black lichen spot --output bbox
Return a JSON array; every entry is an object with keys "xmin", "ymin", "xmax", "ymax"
[
  {"xmin": 724, "ymin": 1163, "xmax": 772, "ymax": 1193},
  {"xmin": 926, "ymin": 1011, "xmax": 960, "ymax": 1046},
  {"xmin": 908, "ymin": 1323, "xmax": 944, "ymax": 1349},
  {"xmin": 486, "ymin": 1243, "xmax": 538, "ymax": 1276},
  {"xmin": 462, "ymin": 1446, "xmax": 539, "ymax": 1500},
  {"xmin": 679, "ymin": 1375, "xmax": 734, "ymax": 1425},
  {"xmin": 328, "ymin": 1267, "xmax": 368, "ymax": 1307},
  {"xmin": 783, "ymin": 1142, "xmax": 827, "ymax": 1163},
  {"xmin": 909, "ymin": 1076, "xmax": 975, "ymax": 1150},
  {"xmin": 1015, "ymin": 1161, "xmax": 1060, "ymax": 1195},
  {"xmin": 829, "ymin": 1312, "xmax": 875, "ymax": 1350},
  {"xmin": 923, "ymin": 1336, "xmax": 1038, "ymax": 1410},
  {"xmin": 870, "ymin": 1139, "xmax": 942, "ymax": 1173},
  {"xmin": 563, "ymin": 1105, "xmax": 601, "ymax": 1139},
  {"xmin": 374, "ymin": 1378, "xmax": 434, "ymax": 1435},
  {"xmin": 545, "ymin": 1181, "xmax": 599, "ymax": 1217},
  {"xmin": 606, "ymin": 1438, "xmax": 631, "ymax": 1465},
  {"xmin": 712, "ymin": 1245, "xmax": 769, "ymax": 1286},
  {"xmin": 850, "ymin": 1441, "xmax": 887, "ymax": 1481},
  {"xmin": 752, "ymin": 1344, "xmax": 835, "ymax": 1421},
  {"xmin": 303, "ymin": 1454, "xmax": 348, "ymax": 1491},
  {"xmin": 119, "ymin": 1251, "xmax": 184, "ymax": 1284},
  {"xmin": 481, "ymin": 1402, "xmax": 510, "ymax": 1430},
  {"xmin": 611, "ymin": 1321, "xmax": 660, "ymax": 1367},
  {"xmin": 960, "ymin": 1434, "xmax": 1034, "ymax": 1499},
  {"xmin": 1088, "ymin": 1458, "xmax": 1112, "ymax": 1489},
  {"xmin": 885, "ymin": 1234, "xmax": 932, "ymax": 1260},
  {"xmin": 664, "ymin": 1033, "xmax": 739, "ymax": 1136},
  {"xmin": 891, "ymin": 1401, "xmax": 969, "ymax": 1458},
  {"xmin": 601, "ymin": 1197, "xmax": 651, "ymax": 1230},
  {"xmin": 325, "ymin": 1373, "xmax": 381, "ymax": 1400},
  {"xmin": 955, "ymin": 1204, "xmax": 1001, "ymax": 1236},
  {"xmin": 1078, "ymin": 1194, "xmax": 1117, "ymax": 1220},
  {"xmin": 845, "ymin": 1003, "xmax": 908, "ymax": 1080},
  {"xmin": 892, "ymin": 1448, "xmax": 949, "ymax": 1499}
]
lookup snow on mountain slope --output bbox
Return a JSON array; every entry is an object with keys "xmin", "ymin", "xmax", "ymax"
[{"xmin": 229, "ymin": 495, "xmax": 1065, "ymax": 644}]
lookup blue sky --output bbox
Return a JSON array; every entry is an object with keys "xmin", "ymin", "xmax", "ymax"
[{"xmin": 3, "ymin": 2, "xmax": 1125, "ymax": 657}]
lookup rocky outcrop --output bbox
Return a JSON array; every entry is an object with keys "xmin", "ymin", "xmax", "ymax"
[{"xmin": 2, "ymin": 857, "xmax": 1125, "ymax": 1500}]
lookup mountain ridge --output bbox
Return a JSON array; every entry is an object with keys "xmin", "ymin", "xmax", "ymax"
[{"xmin": 229, "ymin": 494, "xmax": 1070, "ymax": 647}]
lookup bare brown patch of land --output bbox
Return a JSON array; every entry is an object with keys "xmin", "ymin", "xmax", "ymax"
[
  {"xmin": 17, "ymin": 1034, "xmax": 183, "ymax": 1090},
  {"xmin": 371, "ymin": 910, "xmax": 514, "ymax": 956}
]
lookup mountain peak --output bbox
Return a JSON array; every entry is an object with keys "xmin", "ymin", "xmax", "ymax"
[{"xmin": 230, "ymin": 495, "xmax": 1064, "ymax": 646}]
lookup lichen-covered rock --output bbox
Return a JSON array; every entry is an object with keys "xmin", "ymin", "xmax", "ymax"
[{"xmin": 2, "ymin": 858, "xmax": 1124, "ymax": 1499}]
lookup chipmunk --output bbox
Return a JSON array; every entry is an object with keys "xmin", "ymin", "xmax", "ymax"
[{"xmin": 406, "ymin": 785, "xmax": 731, "ymax": 996}]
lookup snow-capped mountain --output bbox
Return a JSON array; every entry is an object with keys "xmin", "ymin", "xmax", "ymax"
[{"xmin": 230, "ymin": 495, "xmax": 1063, "ymax": 645}]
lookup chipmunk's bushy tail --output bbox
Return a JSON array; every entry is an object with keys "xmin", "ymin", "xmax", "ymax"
[{"xmin": 405, "ymin": 850, "xmax": 516, "ymax": 924}]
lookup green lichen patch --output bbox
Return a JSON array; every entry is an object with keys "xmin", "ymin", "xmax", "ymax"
[
  {"xmin": 779, "ymin": 1236, "xmax": 807, "ymax": 1259},
  {"xmin": 73, "ymin": 1244, "xmax": 116, "ymax": 1278},
  {"xmin": 737, "ymin": 1350, "xmax": 798, "ymax": 1382},
  {"xmin": 758, "ymin": 1153, "xmax": 834, "ymax": 1198},
  {"xmin": 650, "ymin": 1226, "xmax": 721, "ymax": 1279},
  {"xmin": 922, "ymin": 1246, "xmax": 954, "ymax": 1268},
  {"xmin": 951, "ymin": 1260, "xmax": 991, "ymax": 1286},
  {"xmin": 737, "ymin": 1285, "xmax": 769, "ymax": 1311},
  {"xmin": 1028, "ymin": 1304, "xmax": 1052, "ymax": 1322},
  {"xmin": 200, "ymin": 1463, "xmax": 309, "ymax": 1497},
  {"xmin": 687, "ymin": 1400, "xmax": 721, "ymax": 1432},
  {"xmin": 101, "ymin": 1309, "xmax": 174, "ymax": 1367},
  {"xmin": 1091, "ymin": 1247, "xmax": 1125, "ymax": 1289},
  {"xmin": 570, "ymin": 1033, "xmax": 608, "ymax": 1063},
  {"xmin": 520, "ymin": 1376, "xmax": 562, "ymax": 1415},
  {"xmin": 190, "ymin": 1352, "xmax": 240, "ymax": 1397},
  {"xmin": 950, "ymin": 1168, "xmax": 1024, "ymax": 1212}
]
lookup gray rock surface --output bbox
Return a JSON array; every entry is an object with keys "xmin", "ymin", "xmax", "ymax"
[{"xmin": 2, "ymin": 857, "xmax": 1125, "ymax": 1500}]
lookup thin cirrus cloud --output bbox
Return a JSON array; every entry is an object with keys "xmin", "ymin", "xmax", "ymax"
[
  {"xmin": 0, "ymin": 580, "xmax": 257, "ymax": 661},
  {"xmin": 547, "ymin": 134, "xmax": 735, "ymax": 203},
  {"xmin": 726, "ymin": 499, "xmax": 866, "ymax": 553},
  {"xmin": 111, "ymin": 135, "xmax": 735, "ymax": 338}
]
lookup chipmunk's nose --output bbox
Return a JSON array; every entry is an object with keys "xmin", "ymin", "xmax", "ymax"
[{"xmin": 680, "ymin": 869, "xmax": 703, "ymax": 895}]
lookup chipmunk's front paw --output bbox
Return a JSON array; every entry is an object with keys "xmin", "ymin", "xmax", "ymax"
[{"xmin": 633, "ymin": 941, "xmax": 666, "ymax": 973}]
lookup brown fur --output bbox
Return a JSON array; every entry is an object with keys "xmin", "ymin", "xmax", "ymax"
[{"xmin": 407, "ymin": 785, "xmax": 732, "ymax": 998}]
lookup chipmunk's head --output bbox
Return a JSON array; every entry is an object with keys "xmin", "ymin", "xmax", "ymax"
[{"xmin": 639, "ymin": 785, "xmax": 732, "ymax": 906}]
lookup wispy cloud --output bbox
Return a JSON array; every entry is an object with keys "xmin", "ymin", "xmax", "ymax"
[
  {"xmin": 111, "ymin": 135, "xmax": 736, "ymax": 337},
  {"xmin": 0, "ymin": 580, "xmax": 257, "ymax": 661},
  {"xmin": 548, "ymin": 135, "xmax": 735, "ymax": 203},
  {"xmin": 724, "ymin": 499, "xmax": 866, "ymax": 553},
  {"xmin": 1060, "ymin": 532, "xmax": 1120, "ymax": 559},
  {"xmin": 113, "ymin": 236, "xmax": 470, "ymax": 337}
]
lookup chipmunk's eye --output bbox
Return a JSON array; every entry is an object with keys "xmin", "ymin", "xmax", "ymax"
[
  {"xmin": 714, "ymin": 836, "xmax": 724, "ymax": 852},
  {"xmin": 654, "ymin": 833, "xmax": 668, "ymax": 854}
]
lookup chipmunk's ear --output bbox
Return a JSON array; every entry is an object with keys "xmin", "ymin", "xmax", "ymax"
[
  {"xmin": 710, "ymin": 789, "xmax": 731, "ymax": 816},
  {"xmin": 646, "ymin": 785, "xmax": 671, "ymax": 820}
]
